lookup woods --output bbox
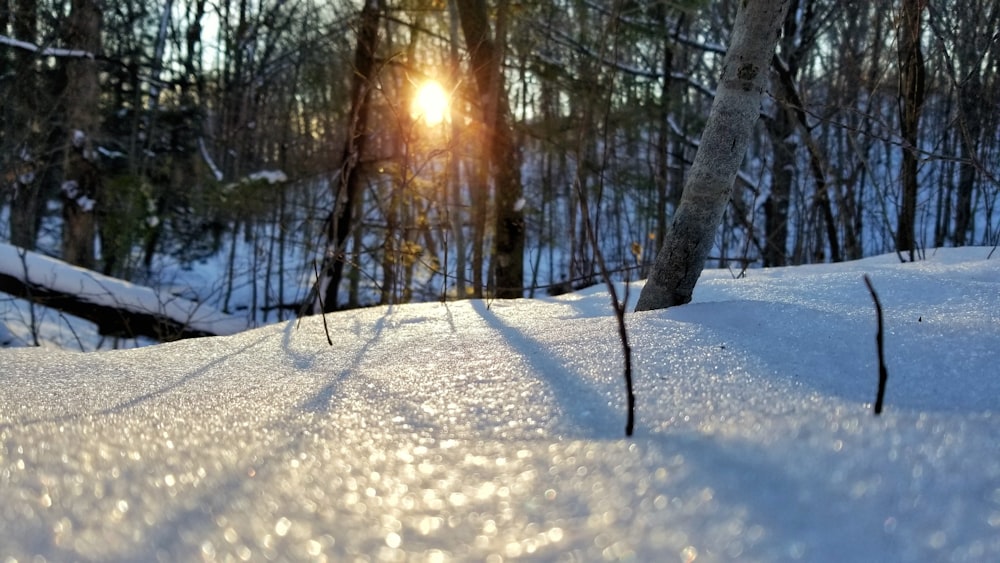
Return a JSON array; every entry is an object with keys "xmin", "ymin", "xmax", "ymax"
[{"xmin": 2, "ymin": 0, "xmax": 999, "ymax": 343}]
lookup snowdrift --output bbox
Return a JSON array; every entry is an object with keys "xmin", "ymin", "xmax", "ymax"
[{"xmin": 1, "ymin": 248, "xmax": 998, "ymax": 561}]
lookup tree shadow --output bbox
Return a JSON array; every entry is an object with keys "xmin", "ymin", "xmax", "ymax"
[
  {"xmin": 293, "ymin": 308, "xmax": 392, "ymax": 414},
  {"xmin": 107, "ymin": 413, "xmax": 973, "ymax": 562},
  {"xmin": 638, "ymin": 298, "xmax": 1000, "ymax": 414},
  {"xmin": 470, "ymin": 299, "xmax": 626, "ymax": 439},
  {"xmin": 1, "ymin": 331, "xmax": 274, "ymax": 428}
]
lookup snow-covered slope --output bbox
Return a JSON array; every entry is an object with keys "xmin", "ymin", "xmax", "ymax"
[{"xmin": 1, "ymin": 248, "xmax": 998, "ymax": 561}]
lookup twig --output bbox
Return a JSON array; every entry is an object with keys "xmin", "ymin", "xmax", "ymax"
[
  {"xmin": 863, "ymin": 275, "xmax": 888, "ymax": 415},
  {"xmin": 571, "ymin": 0, "xmax": 635, "ymax": 437},
  {"xmin": 312, "ymin": 260, "xmax": 333, "ymax": 346},
  {"xmin": 15, "ymin": 247, "xmax": 40, "ymax": 347}
]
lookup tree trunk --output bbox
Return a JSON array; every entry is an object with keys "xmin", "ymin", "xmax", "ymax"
[
  {"xmin": 313, "ymin": 0, "xmax": 380, "ymax": 313},
  {"xmin": 446, "ymin": 0, "xmax": 467, "ymax": 298},
  {"xmin": 455, "ymin": 0, "xmax": 525, "ymax": 298},
  {"xmin": 7, "ymin": 0, "xmax": 43, "ymax": 249},
  {"xmin": 895, "ymin": 0, "xmax": 926, "ymax": 260},
  {"xmin": 953, "ymin": 76, "xmax": 982, "ymax": 246},
  {"xmin": 763, "ymin": 1, "xmax": 803, "ymax": 268},
  {"xmin": 470, "ymin": 157, "xmax": 488, "ymax": 298},
  {"xmin": 636, "ymin": 0, "xmax": 791, "ymax": 311},
  {"xmin": 60, "ymin": 0, "xmax": 102, "ymax": 269},
  {"xmin": 653, "ymin": 6, "xmax": 675, "ymax": 272}
]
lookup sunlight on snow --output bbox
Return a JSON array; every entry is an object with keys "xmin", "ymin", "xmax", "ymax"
[{"xmin": 0, "ymin": 248, "xmax": 999, "ymax": 560}]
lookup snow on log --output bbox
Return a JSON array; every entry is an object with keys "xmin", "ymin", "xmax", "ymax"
[
  {"xmin": 0, "ymin": 33, "xmax": 95, "ymax": 59},
  {"xmin": 0, "ymin": 243, "xmax": 247, "ymax": 341}
]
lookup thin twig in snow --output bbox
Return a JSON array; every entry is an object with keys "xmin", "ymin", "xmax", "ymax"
[{"xmin": 863, "ymin": 275, "xmax": 889, "ymax": 415}]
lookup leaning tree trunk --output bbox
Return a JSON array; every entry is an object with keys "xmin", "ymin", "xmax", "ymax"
[
  {"xmin": 455, "ymin": 0, "xmax": 524, "ymax": 298},
  {"xmin": 636, "ymin": 0, "xmax": 792, "ymax": 311}
]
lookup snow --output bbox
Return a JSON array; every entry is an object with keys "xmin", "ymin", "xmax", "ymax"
[
  {"xmin": 0, "ymin": 34, "xmax": 95, "ymax": 60},
  {"xmin": 72, "ymin": 129, "xmax": 86, "ymax": 149},
  {"xmin": 97, "ymin": 146, "xmax": 126, "ymax": 159},
  {"xmin": 1, "ymin": 247, "xmax": 999, "ymax": 561},
  {"xmin": 247, "ymin": 170, "xmax": 289, "ymax": 185},
  {"xmin": 0, "ymin": 243, "xmax": 247, "ymax": 340},
  {"xmin": 199, "ymin": 137, "xmax": 224, "ymax": 182}
]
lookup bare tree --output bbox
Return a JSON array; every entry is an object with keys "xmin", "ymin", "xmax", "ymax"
[
  {"xmin": 636, "ymin": 0, "xmax": 791, "ymax": 311},
  {"xmin": 314, "ymin": 0, "xmax": 380, "ymax": 313},
  {"xmin": 895, "ymin": 0, "xmax": 926, "ymax": 260},
  {"xmin": 455, "ymin": 0, "xmax": 524, "ymax": 298}
]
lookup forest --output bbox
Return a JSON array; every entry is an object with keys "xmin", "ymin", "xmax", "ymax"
[{"xmin": 1, "ymin": 0, "xmax": 998, "ymax": 345}]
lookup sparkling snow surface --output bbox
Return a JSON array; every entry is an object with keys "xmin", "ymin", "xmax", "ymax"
[{"xmin": 2, "ymin": 249, "xmax": 999, "ymax": 562}]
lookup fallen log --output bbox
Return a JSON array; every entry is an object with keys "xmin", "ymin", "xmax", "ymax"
[{"xmin": 0, "ymin": 243, "xmax": 246, "ymax": 342}]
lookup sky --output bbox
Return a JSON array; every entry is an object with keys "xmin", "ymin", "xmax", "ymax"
[{"xmin": 1, "ymin": 247, "xmax": 998, "ymax": 561}]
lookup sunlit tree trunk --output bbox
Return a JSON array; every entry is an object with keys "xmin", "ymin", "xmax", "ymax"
[{"xmin": 636, "ymin": 0, "xmax": 791, "ymax": 311}]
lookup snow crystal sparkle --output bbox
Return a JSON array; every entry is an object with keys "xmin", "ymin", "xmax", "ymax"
[{"xmin": 0, "ymin": 248, "xmax": 998, "ymax": 561}]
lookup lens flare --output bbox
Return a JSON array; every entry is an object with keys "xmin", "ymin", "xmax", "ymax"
[{"xmin": 411, "ymin": 80, "xmax": 449, "ymax": 126}]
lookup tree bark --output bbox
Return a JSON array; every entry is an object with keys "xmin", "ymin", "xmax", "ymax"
[
  {"xmin": 653, "ymin": 6, "xmax": 676, "ymax": 271},
  {"xmin": 446, "ymin": 0, "xmax": 468, "ymax": 298},
  {"xmin": 7, "ymin": 0, "xmax": 44, "ymax": 250},
  {"xmin": 312, "ymin": 0, "xmax": 380, "ymax": 313},
  {"xmin": 895, "ymin": 0, "xmax": 926, "ymax": 260},
  {"xmin": 953, "ymin": 72, "xmax": 982, "ymax": 246},
  {"xmin": 636, "ymin": 0, "xmax": 791, "ymax": 311},
  {"xmin": 455, "ymin": 0, "xmax": 525, "ymax": 298},
  {"xmin": 60, "ymin": 0, "xmax": 102, "ymax": 269}
]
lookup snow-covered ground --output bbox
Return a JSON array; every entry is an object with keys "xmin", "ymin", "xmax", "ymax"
[{"xmin": 1, "ymin": 248, "xmax": 998, "ymax": 561}]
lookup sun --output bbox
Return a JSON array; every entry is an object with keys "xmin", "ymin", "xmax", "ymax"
[{"xmin": 411, "ymin": 80, "xmax": 449, "ymax": 126}]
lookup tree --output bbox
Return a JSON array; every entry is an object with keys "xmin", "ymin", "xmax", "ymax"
[
  {"xmin": 938, "ymin": 0, "xmax": 999, "ymax": 246},
  {"xmin": 60, "ymin": 0, "xmax": 103, "ymax": 269},
  {"xmin": 764, "ymin": 0, "xmax": 826, "ymax": 267},
  {"xmin": 314, "ymin": 0, "xmax": 380, "ymax": 313},
  {"xmin": 636, "ymin": 0, "xmax": 792, "ymax": 311},
  {"xmin": 455, "ymin": 0, "xmax": 524, "ymax": 298},
  {"xmin": 5, "ymin": 0, "xmax": 45, "ymax": 250},
  {"xmin": 895, "ymin": 0, "xmax": 926, "ymax": 260}
]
